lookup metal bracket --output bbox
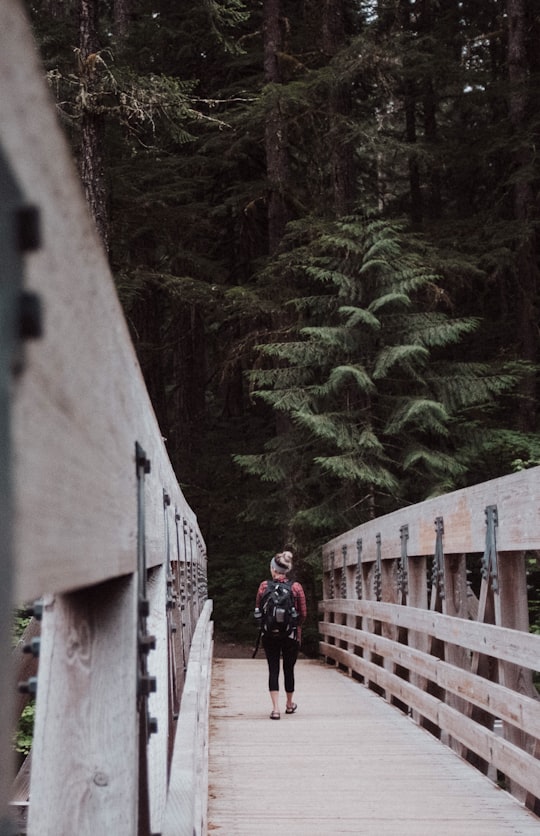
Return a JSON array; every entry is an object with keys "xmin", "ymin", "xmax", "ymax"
[
  {"xmin": 431, "ymin": 516, "xmax": 445, "ymax": 600},
  {"xmin": 481, "ymin": 504, "xmax": 499, "ymax": 594},
  {"xmin": 374, "ymin": 533, "xmax": 382, "ymax": 601},
  {"xmin": 355, "ymin": 538, "xmax": 363, "ymax": 600},
  {"xmin": 399, "ymin": 524, "xmax": 409, "ymax": 597},
  {"xmin": 135, "ymin": 442, "xmax": 157, "ymax": 738},
  {"xmin": 340, "ymin": 545, "xmax": 347, "ymax": 598},
  {"xmin": 329, "ymin": 551, "xmax": 335, "ymax": 599}
]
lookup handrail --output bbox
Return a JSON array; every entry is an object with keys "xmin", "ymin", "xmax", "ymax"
[
  {"xmin": 162, "ymin": 600, "xmax": 214, "ymax": 836},
  {"xmin": 319, "ymin": 466, "xmax": 540, "ymax": 815},
  {"xmin": 1, "ymin": 2, "xmax": 211, "ymax": 833}
]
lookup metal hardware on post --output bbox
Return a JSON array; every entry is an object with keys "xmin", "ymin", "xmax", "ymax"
[
  {"xmin": 481, "ymin": 505, "xmax": 499, "ymax": 594},
  {"xmin": 135, "ymin": 443, "xmax": 157, "ymax": 738},
  {"xmin": 17, "ymin": 677, "xmax": 38, "ymax": 696},
  {"xmin": 432, "ymin": 516, "xmax": 445, "ymax": 600},
  {"xmin": 163, "ymin": 490, "xmax": 176, "ymax": 611},
  {"xmin": 329, "ymin": 551, "xmax": 335, "ymax": 600},
  {"xmin": 355, "ymin": 538, "xmax": 363, "ymax": 600},
  {"xmin": 341, "ymin": 545, "xmax": 347, "ymax": 598},
  {"xmin": 374, "ymin": 534, "xmax": 382, "ymax": 602},
  {"xmin": 399, "ymin": 524, "xmax": 409, "ymax": 597}
]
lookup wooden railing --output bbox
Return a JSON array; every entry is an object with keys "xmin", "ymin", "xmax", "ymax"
[
  {"xmin": 1, "ymin": 3, "xmax": 213, "ymax": 834},
  {"xmin": 319, "ymin": 467, "xmax": 540, "ymax": 815}
]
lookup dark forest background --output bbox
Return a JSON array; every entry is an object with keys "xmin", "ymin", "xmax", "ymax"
[{"xmin": 25, "ymin": 0, "xmax": 540, "ymax": 649}]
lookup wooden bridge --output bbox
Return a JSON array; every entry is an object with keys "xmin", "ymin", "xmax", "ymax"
[{"xmin": 2, "ymin": 2, "xmax": 540, "ymax": 834}]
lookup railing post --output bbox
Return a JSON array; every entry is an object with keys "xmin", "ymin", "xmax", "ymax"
[
  {"xmin": 0, "ymin": 143, "xmax": 41, "ymax": 834},
  {"xmin": 441, "ymin": 552, "xmax": 469, "ymax": 754},
  {"xmin": 497, "ymin": 549, "xmax": 536, "ymax": 802},
  {"xmin": 27, "ymin": 578, "xmax": 139, "ymax": 836}
]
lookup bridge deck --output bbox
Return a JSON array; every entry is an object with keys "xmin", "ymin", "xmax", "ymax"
[{"xmin": 208, "ymin": 658, "xmax": 539, "ymax": 835}]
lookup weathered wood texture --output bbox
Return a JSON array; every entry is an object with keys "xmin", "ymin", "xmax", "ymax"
[
  {"xmin": 208, "ymin": 659, "xmax": 540, "ymax": 834},
  {"xmin": 323, "ymin": 466, "xmax": 540, "ymax": 566},
  {"xmin": 319, "ymin": 590, "xmax": 540, "ymax": 809},
  {"xmin": 162, "ymin": 600, "xmax": 214, "ymax": 836},
  {"xmin": 27, "ymin": 579, "xmax": 139, "ymax": 836},
  {"xmin": 320, "ymin": 469, "xmax": 540, "ymax": 812},
  {"xmin": 1, "ymin": 2, "xmax": 209, "ymax": 831},
  {"xmin": 0, "ymin": 0, "xmax": 203, "ymax": 604}
]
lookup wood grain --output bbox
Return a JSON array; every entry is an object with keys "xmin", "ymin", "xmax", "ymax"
[{"xmin": 323, "ymin": 467, "xmax": 540, "ymax": 566}]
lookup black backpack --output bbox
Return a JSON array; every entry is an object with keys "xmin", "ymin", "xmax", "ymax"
[{"xmin": 260, "ymin": 579, "xmax": 298, "ymax": 635}]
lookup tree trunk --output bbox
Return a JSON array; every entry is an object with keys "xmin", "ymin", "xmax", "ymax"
[
  {"xmin": 399, "ymin": 0, "xmax": 422, "ymax": 225},
  {"xmin": 322, "ymin": 0, "xmax": 355, "ymax": 216},
  {"xmin": 114, "ymin": 0, "xmax": 131, "ymax": 39},
  {"xmin": 419, "ymin": 0, "xmax": 441, "ymax": 221},
  {"xmin": 507, "ymin": 0, "xmax": 538, "ymax": 431},
  {"xmin": 78, "ymin": 0, "xmax": 109, "ymax": 251},
  {"xmin": 263, "ymin": 0, "xmax": 290, "ymax": 254}
]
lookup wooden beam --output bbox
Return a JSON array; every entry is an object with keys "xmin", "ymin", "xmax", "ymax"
[
  {"xmin": 322, "ymin": 466, "xmax": 540, "ymax": 566},
  {"xmin": 27, "ymin": 576, "xmax": 139, "ymax": 836},
  {"xmin": 320, "ymin": 599, "xmax": 540, "ymax": 670},
  {"xmin": 162, "ymin": 601, "xmax": 213, "ymax": 836}
]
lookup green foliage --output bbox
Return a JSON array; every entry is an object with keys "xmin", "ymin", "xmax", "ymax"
[
  {"xmin": 27, "ymin": 0, "xmax": 540, "ymax": 638},
  {"xmin": 15, "ymin": 703, "xmax": 35, "ymax": 757},
  {"xmin": 234, "ymin": 214, "xmax": 531, "ymax": 539}
]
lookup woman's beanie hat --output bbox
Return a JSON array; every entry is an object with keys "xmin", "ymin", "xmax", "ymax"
[{"xmin": 270, "ymin": 551, "xmax": 293, "ymax": 575}]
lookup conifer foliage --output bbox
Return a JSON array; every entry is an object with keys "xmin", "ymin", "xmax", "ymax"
[{"xmin": 25, "ymin": 0, "xmax": 540, "ymax": 626}]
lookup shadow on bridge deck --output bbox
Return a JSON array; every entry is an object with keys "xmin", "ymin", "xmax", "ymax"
[{"xmin": 208, "ymin": 659, "xmax": 539, "ymax": 835}]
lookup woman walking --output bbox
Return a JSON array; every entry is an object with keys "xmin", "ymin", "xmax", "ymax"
[{"xmin": 255, "ymin": 551, "xmax": 307, "ymax": 719}]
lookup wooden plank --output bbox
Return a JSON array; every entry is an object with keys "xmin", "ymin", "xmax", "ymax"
[
  {"xmin": 320, "ymin": 599, "xmax": 540, "ymax": 671},
  {"xmin": 320, "ymin": 622, "xmax": 540, "ymax": 739},
  {"xmin": 320, "ymin": 641, "xmax": 540, "ymax": 801},
  {"xmin": 209, "ymin": 659, "xmax": 540, "ymax": 835},
  {"xmin": 162, "ymin": 600, "xmax": 213, "ymax": 836},
  {"xmin": 0, "ymin": 0, "xmax": 205, "ymax": 602},
  {"xmin": 323, "ymin": 466, "xmax": 540, "ymax": 566},
  {"xmin": 27, "ymin": 576, "xmax": 139, "ymax": 836}
]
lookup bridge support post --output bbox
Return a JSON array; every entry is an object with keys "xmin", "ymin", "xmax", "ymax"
[
  {"xmin": 27, "ymin": 577, "xmax": 139, "ymax": 836},
  {"xmin": 497, "ymin": 550, "xmax": 536, "ymax": 802}
]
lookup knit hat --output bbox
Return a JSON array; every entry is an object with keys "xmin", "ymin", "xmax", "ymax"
[{"xmin": 270, "ymin": 551, "xmax": 293, "ymax": 575}]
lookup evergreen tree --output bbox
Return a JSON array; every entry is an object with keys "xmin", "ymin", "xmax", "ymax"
[{"xmin": 235, "ymin": 214, "xmax": 530, "ymax": 546}]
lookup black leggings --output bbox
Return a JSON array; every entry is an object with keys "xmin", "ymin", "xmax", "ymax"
[{"xmin": 262, "ymin": 634, "xmax": 299, "ymax": 692}]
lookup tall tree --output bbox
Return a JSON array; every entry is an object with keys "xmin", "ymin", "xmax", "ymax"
[
  {"xmin": 506, "ymin": 0, "xmax": 538, "ymax": 431},
  {"xmin": 77, "ymin": 0, "xmax": 108, "ymax": 249},
  {"xmin": 263, "ymin": 0, "xmax": 292, "ymax": 254}
]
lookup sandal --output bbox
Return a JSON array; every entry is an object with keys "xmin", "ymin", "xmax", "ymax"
[
  {"xmin": 270, "ymin": 710, "xmax": 280, "ymax": 720},
  {"xmin": 285, "ymin": 703, "xmax": 297, "ymax": 714}
]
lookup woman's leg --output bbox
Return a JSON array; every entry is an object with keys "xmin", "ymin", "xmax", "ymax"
[
  {"xmin": 262, "ymin": 636, "xmax": 281, "ymax": 714},
  {"xmin": 282, "ymin": 637, "xmax": 299, "ymax": 708}
]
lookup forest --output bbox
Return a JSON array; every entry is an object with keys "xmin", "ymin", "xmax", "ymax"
[{"xmin": 25, "ymin": 0, "xmax": 540, "ymax": 648}]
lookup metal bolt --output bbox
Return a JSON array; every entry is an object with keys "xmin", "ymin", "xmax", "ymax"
[
  {"xmin": 19, "ymin": 291, "xmax": 43, "ymax": 340},
  {"xmin": 148, "ymin": 717, "xmax": 158, "ymax": 736},
  {"xmin": 25, "ymin": 600, "xmax": 44, "ymax": 621},
  {"xmin": 22, "ymin": 637, "xmax": 41, "ymax": 657},
  {"xmin": 138, "ymin": 675, "xmax": 157, "ymax": 696},
  {"xmin": 139, "ymin": 634, "xmax": 156, "ymax": 653},
  {"xmin": 18, "ymin": 677, "xmax": 38, "ymax": 695},
  {"xmin": 16, "ymin": 205, "xmax": 41, "ymax": 252}
]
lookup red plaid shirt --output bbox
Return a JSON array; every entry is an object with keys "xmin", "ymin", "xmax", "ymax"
[{"xmin": 256, "ymin": 575, "xmax": 307, "ymax": 643}]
